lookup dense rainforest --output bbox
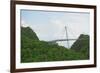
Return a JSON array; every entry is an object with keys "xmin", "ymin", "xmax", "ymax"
[{"xmin": 21, "ymin": 26, "xmax": 89, "ymax": 63}]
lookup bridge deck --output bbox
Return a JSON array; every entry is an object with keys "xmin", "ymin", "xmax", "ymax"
[{"xmin": 48, "ymin": 38, "xmax": 87, "ymax": 42}]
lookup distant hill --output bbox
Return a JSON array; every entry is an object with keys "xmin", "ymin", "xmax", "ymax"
[
  {"xmin": 21, "ymin": 26, "xmax": 89, "ymax": 63},
  {"xmin": 71, "ymin": 34, "xmax": 89, "ymax": 59},
  {"xmin": 71, "ymin": 34, "xmax": 89, "ymax": 51},
  {"xmin": 21, "ymin": 27, "xmax": 39, "ymax": 41},
  {"xmin": 21, "ymin": 27, "xmax": 39, "ymax": 49}
]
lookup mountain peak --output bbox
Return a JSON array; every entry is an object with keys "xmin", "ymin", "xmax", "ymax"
[
  {"xmin": 71, "ymin": 34, "xmax": 89, "ymax": 51},
  {"xmin": 21, "ymin": 26, "xmax": 39, "ymax": 41}
]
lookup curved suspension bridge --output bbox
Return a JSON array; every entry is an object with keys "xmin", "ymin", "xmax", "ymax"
[
  {"xmin": 47, "ymin": 26, "xmax": 76, "ymax": 48},
  {"xmin": 48, "ymin": 26, "xmax": 87, "ymax": 48}
]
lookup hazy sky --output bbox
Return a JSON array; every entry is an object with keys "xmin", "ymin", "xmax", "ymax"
[{"xmin": 21, "ymin": 10, "xmax": 90, "ymax": 48}]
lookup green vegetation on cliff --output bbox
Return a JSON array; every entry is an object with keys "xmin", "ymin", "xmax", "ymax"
[{"xmin": 21, "ymin": 26, "xmax": 89, "ymax": 63}]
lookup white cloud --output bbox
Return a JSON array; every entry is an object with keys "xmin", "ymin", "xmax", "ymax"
[{"xmin": 21, "ymin": 20, "xmax": 30, "ymax": 27}]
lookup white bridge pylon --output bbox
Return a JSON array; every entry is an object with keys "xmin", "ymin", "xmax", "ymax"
[{"xmin": 48, "ymin": 26, "xmax": 77, "ymax": 48}]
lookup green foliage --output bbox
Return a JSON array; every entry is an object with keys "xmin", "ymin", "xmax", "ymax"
[
  {"xmin": 71, "ymin": 34, "xmax": 89, "ymax": 51},
  {"xmin": 21, "ymin": 27, "xmax": 89, "ymax": 63},
  {"xmin": 71, "ymin": 34, "xmax": 89, "ymax": 59},
  {"xmin": 21, "ymin": 27, "xmax": 39, "ymax": 41}
]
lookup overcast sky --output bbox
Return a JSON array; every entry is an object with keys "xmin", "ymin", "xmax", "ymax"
[{"xmin": 21, "ymin": 10, "xmax": 90, "ymax": 48}]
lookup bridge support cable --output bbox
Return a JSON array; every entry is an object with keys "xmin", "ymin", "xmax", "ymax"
[
  {"xmin": 67, "ymin": 26, "xmax": 76, "ymax": 38},
  {"xmin": 65, "ymin": 26, "xmax": 69, "ymax": 49}
]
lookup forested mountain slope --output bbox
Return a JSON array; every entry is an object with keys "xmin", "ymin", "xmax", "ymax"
[{"xmin": 21, "ymin": 27, "xmax": 89, "ymax": 63}]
